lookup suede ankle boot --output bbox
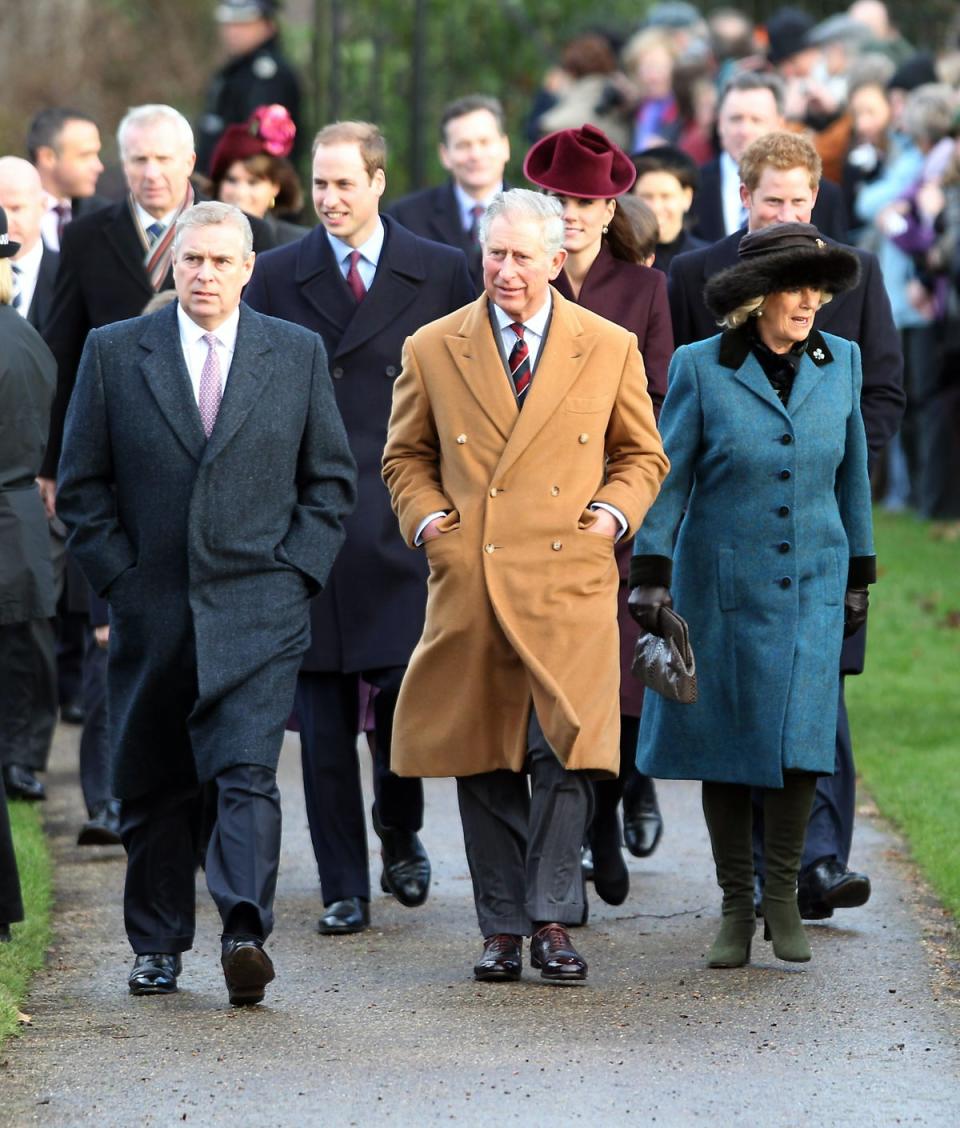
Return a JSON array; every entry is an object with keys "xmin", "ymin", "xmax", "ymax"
[
  {"xmin": 761, "ymin": 772, "xmax": 817, "ymax": 963},
  {"xmin": 701, "ymin": 781, "xmax": 757, "ymax": 968}
]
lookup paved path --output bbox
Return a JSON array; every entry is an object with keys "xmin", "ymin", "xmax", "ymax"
[{"xmin": 3, "ymin": 725, "xmax": 959, "ymax": 1126}]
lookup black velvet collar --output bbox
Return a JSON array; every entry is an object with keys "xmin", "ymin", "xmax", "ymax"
[{"xmin": 717, "ymin": 323, "xmax": 833, "ymax": 370}]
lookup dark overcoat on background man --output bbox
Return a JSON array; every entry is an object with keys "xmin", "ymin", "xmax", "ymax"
[
  {"xmin": 56, "ymin": 301, "xmax": 357, "ymax": 800},
  {"xmin": 244, "ymin": 214, "xmax": 475, "ymax": 675}
]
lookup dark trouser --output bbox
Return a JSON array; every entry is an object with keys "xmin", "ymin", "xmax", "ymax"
[
  {"xmin": 590, "ymin": 714, "xmax": 645, "ymax": 838},
  {"xmin": 49, "ymin": 518, "xmax": 84, "ymax": 709},
  {"xmin": 753, "ymin": 678, "xmax": 854, "ymax": 877},
  {"xmin": 295, "ymin": 666, "xmax": 424, "ymax": 905},
  {"xmin": 0, "ymin": 769, "xmax": 24, "ymax": 925},
  {"xmin": 0, "ymin": 619, "xmax": 57, "ymax": 771},
  {"xmin": 120, "ymin": 764, "xmax": 281, "ymax": 954},
  {"xmin": 78, "ymin": 625, "xmax": 113, "ymax": 817},
  {"xmin": 457, "ymin": 710, "xmax": 593, "ymax": 937},
  {"xmin": 899, "ymin": 324, "xmax": 940, "ymax": 517}
]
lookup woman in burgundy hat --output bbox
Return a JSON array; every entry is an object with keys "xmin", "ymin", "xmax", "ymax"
[
  {"xmin": 523, "ymin": 123, "xmax": 674, "ymax": 913},
  {"xmin": 208, "ymin": 104, "xmax": 308, "ymax": 246}
]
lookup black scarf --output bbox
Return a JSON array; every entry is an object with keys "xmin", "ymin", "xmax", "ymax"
[{"xmin": 748, "ymin": 320, "xmax": 807, "ymax": 406}]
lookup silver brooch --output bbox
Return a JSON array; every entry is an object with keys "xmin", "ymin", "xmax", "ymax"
[
  {"xmin": 815, "ymin": 238, "xmax": 825, "ymax": 248},
  {"xmin": 812, "ymin": 347, "xmax": 825, "ymax": 360}
]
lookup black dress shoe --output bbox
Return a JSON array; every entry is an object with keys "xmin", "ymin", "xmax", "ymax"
[
  {"xmin": 622, "ymin": 777, "xmax": 663, "ymax": 858},
  {"xmin": 77, "ymin": 799, "xmax": 122, "ymax": 846},
  {"xmin": 798, "ymin": 858, "xmax": 871, "ymax": 920},
  {"xmin": 318, "ymin": 897, "xmax": 369, "ymax": 935},
  {"xmin": 3, "ymin": 765, "xmax": 46, "ymax": 802},
  {"xmin": 373, "ymin": 810, "xmax": 431, "ymax": 908},
  {"xmin": 588, "ymin": 823, "xmax": 629, "ymax": 906},
  {"xmin": 60, "ymin": 701, "xmax": 86, "ymax": 726},
  {"xmin": 221, "ymin": 937, "xmax": 275, "ymax": 1006},
  {"xmin": 0, "ymin": 924, "xmax": 11, "ymax": 943},
  {"xmin": 474, "ymin": 934, "xmax": 522, "ymax": 982},
  {"xmin": 530, "ymin": 923, "xmax": 587, "ymax": 982},
  {"xmin": 128, "ymin": 953, "xmax": 181, "ymax": 995}
]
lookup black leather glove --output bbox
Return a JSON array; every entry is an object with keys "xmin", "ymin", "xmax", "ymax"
[
  {"xmin": 628, "ymin": 585, "xmax": 673, "ymax": 635},
  {"xmin": 844, "ymin": 587, "xmax": 869, "ymax": 638}
]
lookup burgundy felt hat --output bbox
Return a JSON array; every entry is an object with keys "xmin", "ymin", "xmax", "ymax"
[
  {"xmin": 523, "ymin": 124, "xmax": 637, "ymax": 199},
  {"xmin": 208, "ymin": 104, "xmax": 296, "ymax": 183}
]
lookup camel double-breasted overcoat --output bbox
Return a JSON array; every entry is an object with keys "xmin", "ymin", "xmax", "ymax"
[{"xmin": 382, "ymin": 290, "xmax": 669, "ymax": 779}]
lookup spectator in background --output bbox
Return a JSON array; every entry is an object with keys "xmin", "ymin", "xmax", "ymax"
[
  {"xmin": 632, "ymin": 144, "xmax": 707, "ymax": 273},
  {"xmin": 208, "ymin": 104, "xmax": 307, "ymax": 245},
  {"xmin": 530, "ymin": 33, "xmax": 632, "ymax": 150},
  {"xmin": 708, "ymin": 7, "xmax": 758, "ymax": 88},
  {"xmin": 848, "ymin": 0, "xmax": 915, "ymax": 65},
  {"xmin": 622, "ymin": 28, "xmax": 681, "ymax": 151},
  {"xmin": 26, "ymin": 108, "xmax": 107, "ymax": 252},
  {"xmin": 196, "ymin": 0, "xmax": 302, "ymax": 174},
  {"xmin": 842, "ymin": 55, "xmax": 897, "ymax": 242}
]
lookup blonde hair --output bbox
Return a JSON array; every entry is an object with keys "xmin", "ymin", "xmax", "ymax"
[
  {"xmin": 0, "ymin": 260, "xmax": 13, "ymax": 306},
  {"xmin": 718, "ymin": 289, "xmax": 833, "ymax": 330},
  {"xmin": 739, "ymin": 131, "xmax": 822, "ymax": 194}
]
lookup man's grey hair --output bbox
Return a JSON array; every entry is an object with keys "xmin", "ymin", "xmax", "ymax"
[
  {"xmin": 719, "ymin": 71, "xmax": 786, "ymax": 116},
  {"xmin": 173, "ymin": 202, "xmax": 253, "ymax": 258},
  {"xmin": 479, "ymin": 189, "xmax": 565, "ymax": 255},
  {"xmin": 902, "ymin": 84, "xmax": 958, "ymax": 148},
  {"xmin": 117, "ymin": 104, "xmax": 194, "ymax": 159}
]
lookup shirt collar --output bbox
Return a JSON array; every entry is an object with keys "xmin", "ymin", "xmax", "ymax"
[
  {"xmin": 133, "ymin": 201, "xmax": 180, "ymax": 236},
  {"xmin": 720, "ymin": 150, "xmax": 740, "ymax": 185},
  {"xmin": 15, "ymin": 239, "xmax": 44, "ymax": 276},
  {"xmin": 491, "ymin": 290, "xmax": 552, "ymax": 336},
  {"xmin": 325, "ymin": 218, "xmax": 385, "ymax": 268},
  {"xmin": 453, "ymin": 181, "xmax": 502, "ymax": 228},
  {"xmin": 177, "ymin": 303, "xmax": 241, "ymax": 352}
]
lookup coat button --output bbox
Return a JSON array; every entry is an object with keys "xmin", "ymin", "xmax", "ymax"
[
  {"xmin": 779, "ymin": 541, "xmax": 791, "ymax": 554},
  {"xmin": 578, "ymin": 433, "xmax": 589, "ymax": 444},
  {"xmin": 551, "ymin": 486, "xmax": 560, "ymax": 496},
  {"xmin": 779, "ymin": 469, "xmax": 791, "ymax": 480},
  {"xmin": 332, "ymin": 367, "xmax": 344, "ymax": 379},
  {"xmin": 385, "ymin": 365, "xmax": 397, "ymax": 377},
  {"xmin": 456, "ymin": 434, "xmax": 467, "ymax": 444},
  {"xmin": 552, "ymin": 541, "xmax": 562, "ymax": 551},
  {"xmin": 484, "ymin": 543, "xmax": 495, "ymax": 554},
  {"xmin": 778, "ymin": 505, "xmax": 790, "ymax": 517},
  {"xmin": 780, "ymin": 576, "xmax": 792, "ymax": 588},
  {"xmin": 781, "ymin": 433, "xmax": 793, "ymax": 445},
  {"xmin": 489, "ymin": 487, "xmax": 498, "ymax": 498}
]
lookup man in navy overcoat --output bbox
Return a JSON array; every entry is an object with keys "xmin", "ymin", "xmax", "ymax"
[
  {"xmin": 57, "ymin": 203, "xmax": 356, "ymax": 1005},
  {"xmin": 668, "ymin": 130, "xmax": 905, "ymax": 921},
  {"xmin": 244, "ymin": 121, "xmax": 475, "ymax": 935}
]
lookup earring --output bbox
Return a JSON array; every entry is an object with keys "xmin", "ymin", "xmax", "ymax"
[
  {"xmin": 269, "ymin": 196, "xmax": 276, "ymax": 210},
  {"xmin": 602, "ymin": 225, "xmax": 609, "ymax": 234}
]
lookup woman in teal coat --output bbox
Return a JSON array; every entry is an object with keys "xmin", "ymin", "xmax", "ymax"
[{"xmin": 629, "ymin": 223, "xmax": 875, "ymax": 968}]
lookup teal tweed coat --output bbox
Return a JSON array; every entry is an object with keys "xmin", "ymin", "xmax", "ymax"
[{"xmin": 633, "ymin": 327, "xmax": 875, "ymax": 788}]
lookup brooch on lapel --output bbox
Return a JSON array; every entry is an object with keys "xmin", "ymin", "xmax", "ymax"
[{"xmin": 812, "ymin": 347, "xmax": 825, "ymax": 361}]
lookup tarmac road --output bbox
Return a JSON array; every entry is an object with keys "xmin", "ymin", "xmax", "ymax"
[{"xmin": 3, "ymin": 724, "xmax": 959, "ymax": 1126}]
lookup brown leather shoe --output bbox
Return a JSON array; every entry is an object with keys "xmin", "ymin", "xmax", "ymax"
[
  {"xmin": 473, "ymin": 934, "xmax": 522, "ymax": 982},
  {"xmin": 530, "ymin": 923, "xmax": 587, "ymax": 982}
]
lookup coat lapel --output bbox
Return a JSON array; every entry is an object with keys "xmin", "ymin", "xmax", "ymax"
[
  {"xmin": 202, "ymin": 304, "xmax": 272, "ymax": 463},
  {"xmin": 445, "ymin": 296, "xmax": 518, "ymax": 441},
  {"xmin": 787, "ymin": 329, "xmax": 832, "ymax": 415},
  {"xmin": 103, "ymin": 204, "xmax": 155, "ymax": 293},
  {"xmin": 494, "ymin": 289, "xmax": 595, "ymax": 482},
  {"xmin": 139, "ymin": 304, "xmax": 207, "ymax": 462},
  {"xmin": 293, "ymin": 228, "xmax": 355, "ymax": 336},
  {"xmin": 428, "ymin": 183, "xmax": 469, "ymax": 250}
]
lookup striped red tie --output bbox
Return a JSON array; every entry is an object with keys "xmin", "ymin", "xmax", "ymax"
[{"xmin": 509, "ymin": 322, "xmax": 531, "ymax": 404}]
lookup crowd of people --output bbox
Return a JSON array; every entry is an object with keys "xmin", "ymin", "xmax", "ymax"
[{"xmin": 0, "ymin": 0, "xmax": 953, "ymax": 1003}]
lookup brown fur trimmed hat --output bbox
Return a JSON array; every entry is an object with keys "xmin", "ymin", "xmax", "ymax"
[{"xmin": 704, "ymin": 223, "xmax": 860, "ymax": 321}]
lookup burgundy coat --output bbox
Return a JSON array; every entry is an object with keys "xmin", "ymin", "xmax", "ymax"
[{"xmin": 554, "ymin": 246, "xmax": 672, "ymax": 716}]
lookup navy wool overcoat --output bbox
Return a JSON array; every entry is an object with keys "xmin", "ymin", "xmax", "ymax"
[
  {"xmin": 633, "ymin": 327, "xmax": 874, "ymax": 788},
  {"xmin": 56, "ymin": 302, "xmax": 357, "ymax": 799}
]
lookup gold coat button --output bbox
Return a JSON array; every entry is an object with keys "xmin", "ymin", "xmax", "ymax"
[
  {"xmin": 484, "ymin": 543, "xmax": 496, "ymax": 554},
  {"xmin": 552, "ymin": 541, "xmax": 562, "ymax": 551},
  {"xmin": 578, "ymin": 433, "xmax": 589, "ymax": 444},
  {"xmin": 456, "ymin": 433, "xmax": 467, "ymax": 444},
  {"xmin": 489, "ymin": 487, "xmax": 498, "ymax": 497},
  {"xmin": 551, "ymin": 486, "xmax": 560, "ymax": 496}
]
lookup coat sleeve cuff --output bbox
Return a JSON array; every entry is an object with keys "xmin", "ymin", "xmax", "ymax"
[
  {"xmin": 629, "ymin": 554, "xmax": 673, "ymax": 589},
  {"xmin": 847, "ymin": 555, "xmax": 877, "ymax": 588}
]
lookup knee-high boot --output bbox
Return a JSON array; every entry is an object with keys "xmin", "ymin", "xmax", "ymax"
[
  {"xmin": 761, "ymin": 772, "xmax": 817, "ymax": 962},
  {"xmin": 701, "ymin": 781, "xmax": 756, "ymax": 968}
]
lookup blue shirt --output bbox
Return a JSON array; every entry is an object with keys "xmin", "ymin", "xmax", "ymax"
[{"xmin": 325, "ymin": 220, "xmax": 385, "ymax": 292}]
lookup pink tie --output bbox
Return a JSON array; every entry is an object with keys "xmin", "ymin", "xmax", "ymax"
[
  {"xmin": 199, "ymin": 333, "xmax": 223, "ymax": 437},
  {"xmin": 345, "ymin": 250, "xmax": 366, "ymax": 303}
]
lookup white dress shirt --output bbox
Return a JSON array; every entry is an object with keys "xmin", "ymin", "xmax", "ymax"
[
  {"xmin": 176, "ymin": 304, "xmax": 239, "ymax": 406},
  {"xmin": 721, "ymin": 151, "xmax": 746, "ymax": 236},
  {"xmin": 325, "ymin": 220, "xmax": 385, "ymax": 292},
  {"xmin": 453, "ymin": 181, "xmax": 502, "ymax": 234},
  {"xmin": 40, "ymin": 196, "xmax": 69, "ymax": 252},
  {"xmin": 12, "ymin": 240, "xmax": 43, "ymax": 319}
]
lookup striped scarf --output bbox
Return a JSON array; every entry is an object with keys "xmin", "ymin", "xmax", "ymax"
[{"xmin": 132, "ymin": 183, "xmax": 195, "ymax": 291}]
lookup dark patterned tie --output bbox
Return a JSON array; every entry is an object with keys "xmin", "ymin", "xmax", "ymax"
[
  {"xmin": 509, "ymin": 322, "xmax": 531, "ymax": 404},
  {"xmin": 146, "ymin": 221, "xmax": 165, "ymax": 247},
  {"xmin": 468, "ymin": 203, "xmax": 484, "ymax": 245},
  {"xmin": 345, "ymin": 250, "xmax": 366, "ymax": 302},
  {"xmin": 54, "ymin": 203, "xmax": 71, "ymax": 244},
  {"xmin": 11, "ymin": 263, "xmax": 22, "ymax": 311}
]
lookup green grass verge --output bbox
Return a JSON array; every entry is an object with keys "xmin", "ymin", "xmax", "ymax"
[
  {"xmin": 846, "ymin": 510, "xmax": 960, "ymax": 920},
  {"xmin": 0, "ymin": 800, "xmax": 53, "ymax": 1041}
]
